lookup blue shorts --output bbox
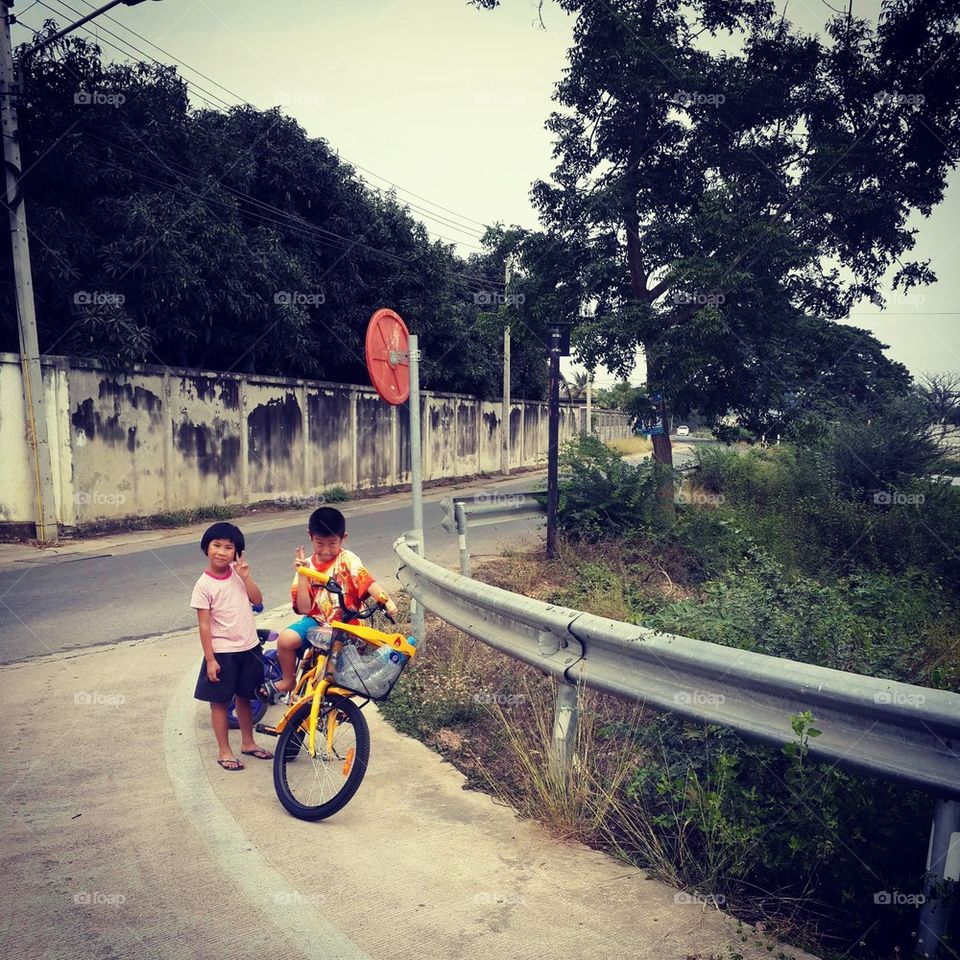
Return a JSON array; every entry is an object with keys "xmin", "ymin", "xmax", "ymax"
[{"xmin": 286, "ymin": 616, "xmax": 322, "ymax": 656}]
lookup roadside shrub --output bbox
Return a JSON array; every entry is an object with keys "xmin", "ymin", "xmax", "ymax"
[{"xmin": 557, "ymin": 435, "xmax": 663, "ymax": 539}]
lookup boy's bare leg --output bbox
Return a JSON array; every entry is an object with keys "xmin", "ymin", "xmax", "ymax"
[
  {"xmin": 273, "ymin": 629, "xmax": 302, "ymax": 692},
  {"xmin": 209, "ymin": 702, "xmax": 238, "ymax": 762},
  {"xmin": 234, "ymin": 698, "xmax": 270, "ymax": 756}
]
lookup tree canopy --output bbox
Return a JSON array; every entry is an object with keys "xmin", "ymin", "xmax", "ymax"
[
  {"xmin": 1, "ymin": 26, "xmax": 549, "ymax": 399},
  {"xmin": 475, "ymin": 0, "xmax": 959, "ymax": 457}
]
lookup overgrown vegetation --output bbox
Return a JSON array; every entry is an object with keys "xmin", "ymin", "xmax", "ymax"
[{"xmin": 382, "ymin": 415, "xmax": 960, "ymax": 959}]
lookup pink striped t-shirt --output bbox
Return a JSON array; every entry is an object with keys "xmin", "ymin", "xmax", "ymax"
[{"xmin": 190, "ymin": 567, "xmax": 258, "ymax": 654}]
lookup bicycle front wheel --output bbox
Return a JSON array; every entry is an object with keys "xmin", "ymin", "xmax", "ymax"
[{"xmin": 273, "ymin": 694, "xmax": 370, "ymax": 821}]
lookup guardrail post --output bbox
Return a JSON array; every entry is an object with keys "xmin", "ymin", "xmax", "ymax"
[
  {"xmin": 454, "ymin": 501, "xmax": 470, "ymax": 577},
  {"xmin": 550, "ymin": 682, "xmax": 580, "ymax": 777},
  {"xmin": 916, "ymin": 797, "xmax": 960, "ymax": 958}
]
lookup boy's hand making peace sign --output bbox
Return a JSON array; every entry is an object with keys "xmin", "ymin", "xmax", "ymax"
[{"xmin": 293, "ymin": 544, "xmax": 307, "ymax": 573}]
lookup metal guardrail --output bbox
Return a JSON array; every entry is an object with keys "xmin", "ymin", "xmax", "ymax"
[
  {"xmin": 393, "ymin": 531, "xmax": 960, "ymax": 958},
  {"xmin": 440, "ymin": 492, "xmax": 546, "ymax": 576}
]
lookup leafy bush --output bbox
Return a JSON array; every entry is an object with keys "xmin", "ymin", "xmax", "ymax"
[{"xmin": 556, "ymin": 436, "xmax": 664, "ymax": 539}]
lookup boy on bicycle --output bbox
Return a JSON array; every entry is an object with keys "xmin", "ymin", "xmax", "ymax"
[
  {"xmin": 260, "ymin": 506, "xmax": 399, "ymax": 699},
  {"xmin": 191, "ymin": 521, "xmax": 273, "ymax": 771}
]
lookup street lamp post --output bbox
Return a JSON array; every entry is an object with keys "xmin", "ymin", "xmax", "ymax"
[{"xmin": 0, "ymin": 0, "xmax": 161, "ymax": 543}]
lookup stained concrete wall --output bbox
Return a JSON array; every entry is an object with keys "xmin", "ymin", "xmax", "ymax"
[{"xmin": 0, "ymin": 354, "xmax": 631, "ymax": 532}]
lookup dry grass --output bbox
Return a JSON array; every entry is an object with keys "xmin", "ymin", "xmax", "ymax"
[
  {"xmin": 606, "ymin": 435, "xmax": 653, "ymax": 456},
  {"xmin": 382, "ymin": 547, "xmax": 822, "ymax": 957}
]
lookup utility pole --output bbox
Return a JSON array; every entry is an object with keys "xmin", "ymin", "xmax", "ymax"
[
  {"xmin": 585, "ymin": 373, "xmax": 592, "ymax": 435},
  {"xmin": 1, "ymin": 5, "xmax": 57, "ymax": 542},
  {"xmin": 546, "ymin": 325, "xmax": 562, "ymax": 559},
  {"xmin": 500, "ymin": 256, "xmax": 512, "ymax": 476},
  {"xmin": 0, "ymin": 1, "xmax": 160, "ymax": 543},
  {"xmin": 408, "ymin": 333, "xmax": 425, "ymax": 643}
]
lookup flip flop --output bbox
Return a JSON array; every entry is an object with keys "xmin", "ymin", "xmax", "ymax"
[
  {"xmin": 217, "ymin": 758, "xmax": 244, "ymax": 771},
  {"xmin": 241, "ymin": 748, "xmax": 273, "ymax": 760}
]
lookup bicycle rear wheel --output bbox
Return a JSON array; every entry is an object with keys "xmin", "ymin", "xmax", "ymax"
[{"xmin": 273, "ymin": 694, "xmax": 370, "ymax": 821}]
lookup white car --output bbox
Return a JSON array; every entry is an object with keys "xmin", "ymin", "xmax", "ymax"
[{"xmin": 676, "ymin": 425, "xmax": 690, "ymax": 437}]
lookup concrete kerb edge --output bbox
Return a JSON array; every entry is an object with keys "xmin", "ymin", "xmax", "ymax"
[{"xmin": 162, "ymin": 645, "xmax": 369, "ymax": 960}]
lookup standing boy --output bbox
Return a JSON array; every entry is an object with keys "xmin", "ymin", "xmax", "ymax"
[{"xmin": 191, "ymin": 521, "xmax": 273, "ymax": 771}]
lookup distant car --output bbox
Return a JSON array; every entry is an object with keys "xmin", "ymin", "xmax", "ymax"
[{"xmin": 676, "ymin": 425, "xmax": 690, "ymax": 437}]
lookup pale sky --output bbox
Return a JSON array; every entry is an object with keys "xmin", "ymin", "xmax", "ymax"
[{"xmin": 16, "ymin": 0, "xmax": 960, "ymax": 388}]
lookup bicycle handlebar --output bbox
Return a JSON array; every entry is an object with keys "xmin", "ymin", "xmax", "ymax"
[{"xmin": 296, "ymin": 565, "xmax": 394, "ymax": 624}]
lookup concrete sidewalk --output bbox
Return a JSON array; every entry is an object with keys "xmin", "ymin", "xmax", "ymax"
[{"xmin": 0, "ymin": 610, "xmax": 816, "ymax": 960}]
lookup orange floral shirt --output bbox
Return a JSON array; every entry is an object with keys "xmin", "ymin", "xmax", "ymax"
[{"xmin": 290, "ymin": 549, "xmax": 375, "ymax": 624}]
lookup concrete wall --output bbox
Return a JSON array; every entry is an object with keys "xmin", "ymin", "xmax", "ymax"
[{"xmin": 0, "ymin": 354, "xmax": 631, "ymax": 533}]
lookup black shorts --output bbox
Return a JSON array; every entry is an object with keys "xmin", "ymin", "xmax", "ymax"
[{"xmin": 194, "ymin": 647, "xmax": 265, "ymax": 703}]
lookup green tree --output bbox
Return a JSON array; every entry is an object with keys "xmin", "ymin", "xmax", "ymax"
[
  {"xmin": 473, "ymin": 0, "xmax": 959, "ymax": 464},
  {"xmin": 1, "ymin": 26, "xmax": 549, "ymax": 398}
]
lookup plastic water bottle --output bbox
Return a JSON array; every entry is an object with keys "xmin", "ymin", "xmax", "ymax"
[{"xmin": 347, "ymin": 636, "xmax": 418, "ymax": 698}]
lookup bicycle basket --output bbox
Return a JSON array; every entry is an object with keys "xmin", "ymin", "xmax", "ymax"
[{"xmin": 332, "ymin": 643, "xmax": 409, "ymax": 701}]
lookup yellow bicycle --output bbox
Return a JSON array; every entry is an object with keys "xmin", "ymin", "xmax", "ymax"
[{"xmin": 257, "ymin": 566, "xmax": 417, "ymax": 821}]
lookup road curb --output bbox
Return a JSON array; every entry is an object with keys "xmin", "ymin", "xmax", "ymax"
[{"xmin": 162, "ymin": 664, "xmax": 369, "ymax": 960}]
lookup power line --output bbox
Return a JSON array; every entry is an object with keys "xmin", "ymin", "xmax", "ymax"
[
  {"xmin": 82, "ymin": 130, "xmax": 500, "ymax": 294},
  {"xmin": 13, "ymin": 19, "xmax": 502, "ymax": 294},
  {"xmin": 41, "ymin": 0, "xmax": 491, "ymax": 244}
]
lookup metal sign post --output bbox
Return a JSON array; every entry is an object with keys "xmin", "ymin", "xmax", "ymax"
[
  {"xmin": 365, "ymin": 309, "xmax": 424, "ymax": 641},
  {"xmin": 407, "ymin": 334, "xmax": 425, "ymax": 642}
]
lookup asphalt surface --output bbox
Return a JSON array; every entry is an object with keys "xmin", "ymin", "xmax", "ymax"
[
  {"xmin": 0, "ymin": 442, "xmax": 703, "ymax": 663},
  {"xmin": 0, "ymin": 616, "xmax": 815, "ymax": 960},
  {"xmin": 0, "ymin": 476, "xmax": 544, "ymax": 663}
]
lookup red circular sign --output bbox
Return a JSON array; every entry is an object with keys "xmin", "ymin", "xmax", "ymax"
[{"xmin": 365, "ymin": 308, "xmax": 410, "ymax": 405}]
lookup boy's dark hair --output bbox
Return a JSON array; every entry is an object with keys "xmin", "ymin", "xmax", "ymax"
[
  {"xmin": 200, "ymin": 522, "xmax": 245, "ymax": 556},
  {"xmin": 309, "ymin": 506, "xmax": 346, "ymax": 538}
]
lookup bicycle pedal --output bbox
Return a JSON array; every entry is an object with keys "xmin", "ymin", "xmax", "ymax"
[{"xmin": 255, "ymin": 723, "xmax": 279, "ymax": 737}]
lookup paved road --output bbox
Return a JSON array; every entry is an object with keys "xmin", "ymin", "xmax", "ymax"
[
  {"xmin": 0, "ymin": 618, "xmax": 814, "ymax": 960},
  {"xmin": 0, "ymin": 476, "xmax": 544, "ymax": 663},
  {"xmin": 0, "ymin": 442, "xmax": 818, "ymax": 960},
  {"xmin": 0, "ymin": 444, "xmax": 702, "ymax": 663}
]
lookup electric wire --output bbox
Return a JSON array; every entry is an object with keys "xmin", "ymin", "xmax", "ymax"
[{"xmin": 39, "ymin": 0, "xmax": 491, "ymax": 244}]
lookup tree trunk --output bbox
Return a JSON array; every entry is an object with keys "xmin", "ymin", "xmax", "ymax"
[{"xmin": 644, "ymin": 353, "xmax": 676, "ymax": 524}]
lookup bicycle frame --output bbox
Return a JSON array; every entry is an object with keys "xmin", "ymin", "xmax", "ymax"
[{"xmin": 270, "ymin": 621, "xmax": 417, "ymax": 755}]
